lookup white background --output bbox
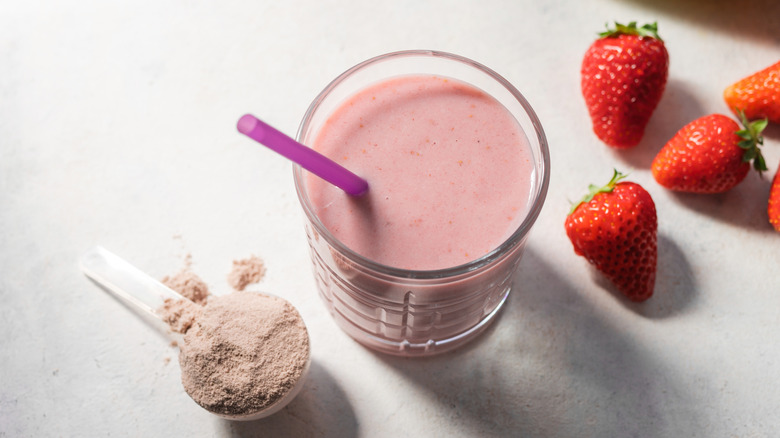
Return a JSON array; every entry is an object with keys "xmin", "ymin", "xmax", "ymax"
[{"xmin": 2, "ymin": 0, "xmax": 779, "ymax": 437}]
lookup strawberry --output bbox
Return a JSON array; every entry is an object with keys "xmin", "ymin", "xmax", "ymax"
[
  {"xmin": 565, "ymin": 170, "xmax": 657, "ymax": 301},
  {"xmin": 581, "ymin": 21, "xmax": 669, "ymax": 148},
  {"xmin": 769, "ymin": 164, "xmax": 780, "ymax": 232},
  {"xmin": 724, "ymin": 60, "xmax": 780, "ymax": 125},
  {"xmin": 651, "ymin": 111, "xmax": 767, "ymax": 193}
]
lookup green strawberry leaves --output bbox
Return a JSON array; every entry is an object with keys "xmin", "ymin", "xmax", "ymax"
[
  {"xmin": 569, "ymin": 169, "xmax": 628, "ymax": 214},
  {"xmin": 735, "ymin": 108, "xmax": 768, "ymax": 173},
  {"xmin": 599, "ymin": 21, "xmax": 662, "ymax": 41}
]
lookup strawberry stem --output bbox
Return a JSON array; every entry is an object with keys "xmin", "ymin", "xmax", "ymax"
[
  {"xmin": 599, "ymin": 21, "xmax": 662, "ymax": 41},
  {"xmin": 735, "ymin": 109, "xmax": 768, "ymax": 174},
  {"xmin": 569, "ymin": 169, "xmax": 628, "ymax": 215}
]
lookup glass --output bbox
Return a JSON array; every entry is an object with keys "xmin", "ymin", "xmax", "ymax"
[{"xmin": 294, "ymin": 50, "xmax": 550, "ymax": 356}]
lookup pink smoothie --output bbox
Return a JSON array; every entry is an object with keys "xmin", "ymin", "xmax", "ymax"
[{"xmin": 308, "ymin": 75, "xmax": 534, "ymax": 271}]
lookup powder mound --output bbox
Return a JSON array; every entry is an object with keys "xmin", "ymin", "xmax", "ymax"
[
  {"xmin": 178, "ymin": 291, "xmax": 309, "ymax": 417},
  {"xmin": 162, "ymin": 269, "xmax": 210, "ymax": 305},
  {"xmin": 159, "ymin": 299, "xmax": 202, "ymax": 334},
  {"xmin": 227, "ymin": 255, "xmax": 266, "ymax": 291}
]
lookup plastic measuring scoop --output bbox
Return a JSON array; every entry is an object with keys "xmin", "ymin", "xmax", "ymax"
[
  {"xmin": 79, "ymin": 246, "xmax": 310, "ymax": 421},
  {"xmin": 79, "ymin": 245, "xmax": 185, "ymax": 317},
  {"xmin": 237, "ymin": 114, "xmax": 369, "ymax": 196}
]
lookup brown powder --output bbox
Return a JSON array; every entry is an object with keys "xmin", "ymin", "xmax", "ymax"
[
  {"xmin": 227, "ymin": 255, "xmax": 266, "ymax": 291},
  {"xmin": 175, "ymin": 291, "xmax": 309, "ymax": 417},
  {"xmin": 162, "ymin": 269, "xmax": 210, "ymax": 304},
  {"xmin": 159, "ymin": 298, "xmax": 202, "ymax": 334}
]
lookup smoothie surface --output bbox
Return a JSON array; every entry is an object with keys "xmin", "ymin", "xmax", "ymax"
[{"xmin": 308, "ymin": 75, "xmax": 534, "ymax": 270}]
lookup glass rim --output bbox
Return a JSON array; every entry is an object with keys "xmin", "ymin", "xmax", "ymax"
[{"xmin": 293, "ymin": 49, "xmax": 550, "ymax": 280}]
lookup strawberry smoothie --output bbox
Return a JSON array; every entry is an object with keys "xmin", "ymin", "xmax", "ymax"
[
  {"xmin": 307, "ymin": 75, "xmax": 535, "ymax": 271},
  {"xmin": 294, "ymin": 51, "xmax": 549, "ymax": 356}
]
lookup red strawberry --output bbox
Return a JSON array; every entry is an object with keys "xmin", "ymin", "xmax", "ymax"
[
  {"xmin": 651, "ymin": 111, "xmax": 767, "ymax": 193},
  {"xmin": 769, "ymin": 164, "xmax": 780, "ymax": 232},
  {"xmin": 724, "ymin": 60, "xmax": 780, "ymax": 125},
  {"xmin": 581, "ymin": 21, "xmax": 669, "ymax": 148},
  {"xmin": 565, "ymin": 170, "xmax": 658, "ymax": 301}
]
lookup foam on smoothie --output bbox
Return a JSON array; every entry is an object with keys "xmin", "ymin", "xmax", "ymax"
[{"xmin": 308, "ymin": 75, "xmax": 534, "ymax": 271}]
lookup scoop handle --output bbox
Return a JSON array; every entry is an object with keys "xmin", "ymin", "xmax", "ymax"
[{"xmin": 79, "ymin": 246, "xmax": 185, "ymax": 319}]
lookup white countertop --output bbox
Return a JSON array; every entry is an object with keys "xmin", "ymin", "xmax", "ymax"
[{"xmin": 2, "ymin": 1, "xmax": 779, "ymax": 436}]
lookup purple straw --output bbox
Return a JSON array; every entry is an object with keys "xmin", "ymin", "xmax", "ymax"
[{"xmin": 237, "ymin": 114, "xmax": 369, "ymax": 197}]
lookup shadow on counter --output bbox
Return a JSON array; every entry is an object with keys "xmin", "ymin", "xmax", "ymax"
[
  {"xmin": 612, "ymin": 0, "xmax": 780, "ymax": 45},
  {"xmin": 667, "ymin": 170, "xmax": 774, "ymax": 232},
  {"xmin": 220, "ymin": 360, "xmax": 357, "ymax": 438},
  {"xmin": 375, "ymin": 247, "xmax": 705, "ymax": 437}
]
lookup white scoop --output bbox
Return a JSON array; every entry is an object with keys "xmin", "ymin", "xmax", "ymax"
[{"xmin": 79, "ymin": 245, "xmax": 310, "ymax": 421}]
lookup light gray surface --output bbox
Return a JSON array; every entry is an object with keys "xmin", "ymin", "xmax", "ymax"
[{"xmin": 2, "ymin": 1, "xmax": 779, "ymax": 437}]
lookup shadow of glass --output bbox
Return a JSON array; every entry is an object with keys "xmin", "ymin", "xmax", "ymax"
[
  {"xmin": 221, "ymin": 360, "xmax": 358, "ymax": 438},
  {"xmin": 370, "ymin": 248, "xmax": 704, "ymax": 437}
]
